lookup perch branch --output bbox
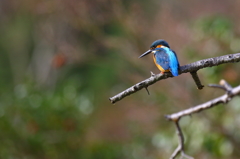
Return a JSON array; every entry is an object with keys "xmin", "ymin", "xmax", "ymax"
[
  {"xmin": 109, "ymin": 53, "xmax": 240, "ymax": 104},
  {"xmin": 165, "ymin": 80, "xmax": 240, "ymax": 159}
]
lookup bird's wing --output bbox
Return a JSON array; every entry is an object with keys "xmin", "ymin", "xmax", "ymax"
[
  {"xmin": 154, "ymin": 49, "xmax": 170, "ymax": 71},
  {"xmin": 172, "ymin": 50, "xmax": 180, "ymax": 67},
  {"xmin": 168, "ymin": 49, "xmax": 179, "ymax": 76}
]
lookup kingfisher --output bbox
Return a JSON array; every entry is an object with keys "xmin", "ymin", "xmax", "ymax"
[{"xmin": 139, "ymin": 39, "xmax": 180, "ymax": 76}]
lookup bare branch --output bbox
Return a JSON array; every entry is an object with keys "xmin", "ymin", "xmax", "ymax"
[
  {"xmin": 165, "ymin": 80, "xmax": 240, "ymax": 158},
  {"xmin": 165, "ymin": 85, "xmax": 240, "ymax": 121},
  {"xmin": 109, "ymin": 53, "xmax": 240, "ymax": 104}
]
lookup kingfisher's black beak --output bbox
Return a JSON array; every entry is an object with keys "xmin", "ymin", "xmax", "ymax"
[{"xmin": 138, "ymin": 50, "xmax": 152, "ymax": 58}]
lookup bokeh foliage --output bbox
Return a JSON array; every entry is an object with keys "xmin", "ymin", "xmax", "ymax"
[{"xmin": 0, "ymin": 0, "xmax": 240, "ymax": 158}]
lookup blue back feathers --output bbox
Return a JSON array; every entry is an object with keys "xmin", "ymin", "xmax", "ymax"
[
  {"xmin": 154, "ymin": 47, "xmax": 179, "ymax": 76},
  {"xmin": 163, "ymin": 47, "xmax": 179, "ymax": 76}
]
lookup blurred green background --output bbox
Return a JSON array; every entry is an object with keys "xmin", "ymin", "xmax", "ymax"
[{"xmin": 0, "ymin": 0, "xmax": 240, "ymax": 158}]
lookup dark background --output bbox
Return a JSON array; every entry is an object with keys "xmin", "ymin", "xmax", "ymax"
[{"xmin": 0, "ymin": 0, "xmax": 240, "ymax": 158}]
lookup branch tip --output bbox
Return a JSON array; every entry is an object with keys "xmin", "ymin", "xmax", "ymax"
[
  {"xmin": 208, "ymin": 84, "xmax": 226, "ymax": 90},
  {"xmin": 150, "ymin": 71, "xmax": 155, "ymax": 76},
  {"xmin": 220, "ymin": 79, "xmax": 233, "ymax": 91}
]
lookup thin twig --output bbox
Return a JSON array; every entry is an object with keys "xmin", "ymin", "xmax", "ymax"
[
  {"xmin": 208, "ymin": 79, "xmax": 234, "ymax": 100},
  {"xmin": 109, "ymin": 53, "xmax": 240, "ymax": 104},
  {"xmin": 170, "ymin": 120, "xmax": 184, "ymax": 159},
  {"xmin": 170, "ymin": 120, "xmax": 194, "ymax": 159},
  {"xmin": 208, "ymin": 84, "xmax": 226, "ymax": 91},
  {"xmin": 145, "ymin": 87, "xmax": 150, "ymax": 95},
  {"xmin": 170, "ymin": 145, "xmax": 181, "ymax": 159}
]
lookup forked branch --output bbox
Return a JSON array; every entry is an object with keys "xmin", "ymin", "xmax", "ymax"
[{"xmin": 165, "ymin": 80, "xmax": 240, "ymax": 159}]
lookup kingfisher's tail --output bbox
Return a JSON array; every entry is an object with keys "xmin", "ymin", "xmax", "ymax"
[{"xmin": 170, "ymin": 68, "xmax": 179, "ymax": 76}]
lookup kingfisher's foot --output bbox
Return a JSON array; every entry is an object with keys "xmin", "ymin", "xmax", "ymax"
[{"xmin": 150, "ymin": 71, "xmax": 155, "ymax": 76}]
